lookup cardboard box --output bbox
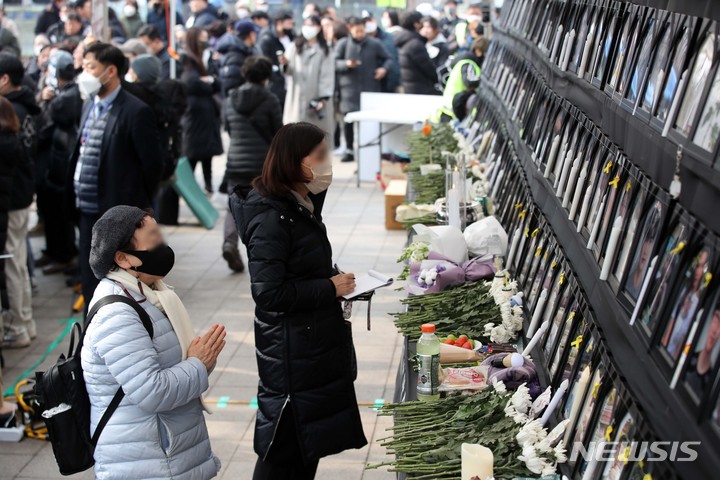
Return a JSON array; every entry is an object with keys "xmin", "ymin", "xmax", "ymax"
[
  {"xmin": 385, "ymin": 180, "xmax": 407, "ymax": 230},
  {"xmin": 380, "ymin": 160, "xmax": 408, "ymax": 190}
]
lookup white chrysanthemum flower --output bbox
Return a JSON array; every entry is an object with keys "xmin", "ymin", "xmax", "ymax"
[
  {"xmin": 530, "ymin": 386, "xmax": 552, "ymax": 418},
  {"xmin": 492, "ymin": 378, "xmax": 507, "ymax": 395},
  {"xmin": 510, "ymin": 383, "xmax": 532, "ymax": 414},
  {"xmin": 554, "ymin": 442, "xmax": 568, "ymax": 463},
  {"xmin": 518, "ymin": 444, "xmax": 543, "ymax": 474},
  {"xmin": 516, "ymin": 419, "xmax": 545, "ymax": 447},
  {"xmin": 541, "ymin": 463, "xmax": 557, "ymax": 477},
  {"xmin": 484, "ymin": 323, "xmax": 495, "ymax": 334}
]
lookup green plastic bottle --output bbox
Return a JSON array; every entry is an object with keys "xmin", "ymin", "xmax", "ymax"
[{"xmin": 417, "ymin": 323, "xmax": 441, "ymax": 401}]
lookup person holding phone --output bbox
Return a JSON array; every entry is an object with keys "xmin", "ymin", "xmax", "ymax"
[{"xmin": 231, "ymin": 123, "xmax": 367, "ymax": 479}]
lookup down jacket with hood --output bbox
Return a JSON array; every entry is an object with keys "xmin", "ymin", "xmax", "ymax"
[
  {"xmin": 81, "ymin": 279, "xmax": 221, "ymax": 480},
  {"xmin": 231, "ymin": 188, "xmax": 368, "ymax": 463},
  {"xmin": 224, "ymin": 83, "xmax": 282, "ymax": 182},
  {"xmin": 394, "ymin": 29, "xmax": 439, "ymax": 95},
  {"xmin": 216, "ymin": 33, "xmax": 255, "ymax": 96}
]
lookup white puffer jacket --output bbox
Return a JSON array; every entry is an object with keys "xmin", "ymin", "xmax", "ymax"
[{"xmin": 81, "ymin": 279, "xmax": 221, "ymax": 480}]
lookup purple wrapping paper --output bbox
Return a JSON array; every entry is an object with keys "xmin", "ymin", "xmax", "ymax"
[
  {"xmin": 407, "ymin": 253, "xmax": 497, "ymax": 295},
  {"xmin": 482, "ymin": 353, "xmax": 542, "ymax": 399}
]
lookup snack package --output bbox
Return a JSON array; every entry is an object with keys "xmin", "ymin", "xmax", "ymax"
[{"xmin": 439, "ymin": 365, "xmax": 490, "ymax": 393}]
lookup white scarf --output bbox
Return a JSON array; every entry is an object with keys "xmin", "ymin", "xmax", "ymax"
[{"xmin": 105, "ymin": 269, "xmax": 196, "ymax": 361}]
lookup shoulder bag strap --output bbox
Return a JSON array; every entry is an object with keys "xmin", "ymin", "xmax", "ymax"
[{"xmin": 84, "ymin": 294, "xmax": 154, "ymax": 447}]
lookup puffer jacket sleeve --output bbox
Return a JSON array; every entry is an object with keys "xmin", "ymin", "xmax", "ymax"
[
  {"xmin": 89, "ymin": 304, "xmax": 209, "ymax": 413},
  {"xmin": 247, "ymin": 211, "xmax": 337, "ymax": 313}
]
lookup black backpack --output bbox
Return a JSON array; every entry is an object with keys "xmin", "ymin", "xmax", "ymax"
[{"xmin": 35, "ymin": 295, "xmax": 154, "ymax": 475}]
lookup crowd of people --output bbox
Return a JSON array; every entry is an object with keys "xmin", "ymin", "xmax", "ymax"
[
  {"xmin": 0, "ymin": 0, "xmax": 489, "ymax": 361},
  {"xmin": 0, "ymin": 1, "xmax": 495, "ymax": 478}
]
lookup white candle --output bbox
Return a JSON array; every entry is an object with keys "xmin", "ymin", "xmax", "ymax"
[
  {"xmin": 550, "ymin": 25, "xmax": 564, "ymax": 63},
  {"xmin": 507, "ymin": 227, "xmax": 521, "ymax": 267},
  {"xmin": 556, "ymin": 149, "xmax": 575, "ymax": 198},
  {"xmin": 630, "ymin": 256, "xmax": 658, "ymax": 326},
  {"xmin": 564, "ymin": 366, "xmax": 591, "ymax": 445},
  {"xmin": 663, "ymin": 70, "xmax": 687, "ymax": 137},
  {"xmin": 490, "ymin": 169, "xmax": 504, "ymax": 201},
  {"xmin": 544, "ymin": 135, "xmax": 561, "ymax": 177},
  {"xmin": 461, "ymin": 444, "xmax": 494, "ymax": 480},
  {"xmin": 523, "ymin": 320, "xmax": 550, "ymax": 356},
  {"xmin": 562, "ymin": 157, "xmax": 581, "ymax": 208},
  {"xmin": 527, "ymin": 289, "xmax": 548, "ymax": 338},
  {"xmin": 540, "ymin": 379, "xmax": 570, "ymax": 426},
  {"xmin": 576, "ymin": 185, "xmax": 593, "ymax": 233},
  {"xmin": 448, "ymin": 188, "xmax": 461, "ymax": 230},
  {"xmin": 515, "ymin": 89, "xmax": 526, "ymax": 118},
  {"xmin": 569, "ymin": 165, "xmax": 588, "ymax": 220},
  {"xmin": 586, "ymin": 195, "xmax": 606, "ymax": 249},
  {"xmin": 554, "ymin": 141, "xmax": 568, "ymax": 180},
  {"xmin": 582, "ymin": 456, "xmax": 600, "ymax": 480},
  {"xmin": 562, "ymin": 29, "xmax": 576, "ymax": 71},
  {"xmin": 557, "ymin": 30, "xmax": 569, "ymax": 67},
  {"xmin": 578, "ymin": 35, "xmax": 592, "ymax": 77},
  {"xmin": 600, "ymin": 216, "xmax": 623, "ymax": 280},
  {"xmin": 670, "ymin": 310, "xmax": 702, "ymax": 389}
]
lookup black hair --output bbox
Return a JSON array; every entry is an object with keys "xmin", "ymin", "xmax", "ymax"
[
  {"xmin": 400, "ymin": 11, "xmax": 423, "ymax": 31},
  {"xmin": 241, "ymin": 56, "xmax": 272, "ymax": 84},
  {"xmin": 250, "ymin": 10, "xmax": 269, "ymax": 20},
  {"xmin": 295, "ymin": 15, "xmax": 328, "ymax": 55},
  {"xmin": 66, "ymin": 13, "xmax": 83, "ymax": 23},
  {"xmin": 0, "ymin": 53, "xmax": 24, "ymax": 86},
  {"xmin": 384, "ymin": 8, "xmax": 400, "ymax": 27},
  {"xmin": 84, "ymin": 42, "xmax": 128, "ymax": 76},
  {"xmin": 347, "ymin": 16, "xmax": 365, "ymax": 27},
  {"xmin": 72, "ymin": 0, "xmax": 89, "ymax": 8},
  {"xmin": 474, "ymin": 23, "xmax": 485, "ymax": 36},
  {"xmin": 274, "ymin": 11, "xmax": 293, "ymax": 23},
  {"xmin": 137, "ymin": 24, "xmax": 163, "ymax": 41},
  {"xmin": 421, "ymin": 16, "xmax": 439, "ymax": 30}
]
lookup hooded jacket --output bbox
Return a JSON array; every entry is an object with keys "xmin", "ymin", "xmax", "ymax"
[
  {"xmin": 394, "ymin": 29, "xmax": 439, "ymax": 95},
  {"xmin": 224, "ymin": 83, "xmax": 282, "ymax": 182},
  {"xmin": 230, "ymin": 189, "xmax": 368, "ymax": 463},
  {"xmin": 5, "ymin": 86, "xmax": 40, "ymax": 210},
  {"xmin": 216, "ymin": 32, "xmax": 255, "ymax": 96},
  {"xmin": 187, "ymin": 4, "xmax": 219, "ymax": 29}
]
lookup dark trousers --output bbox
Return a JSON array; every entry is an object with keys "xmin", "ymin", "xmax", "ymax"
[
  {"xmin": 344, "ymin": 122, "xmax": 354, "ymax": 156},
  {"xmin": 188, "ymin": 157, "xmax": 213, "ymax": 192},
  {"xmin": 156, "ymin": 184, "xmax": 180, "ymax": 226},
  {"xmin": 252, "ymin": 408, "xmax": 319, "ymax": 480},
  {"xmin": 223, "ymin": 177, "xmax": 252, "ymax": 250},
  {"xmin": 0, "ymin": 210, "xmax": 8, "ymax": 309},
  {"xmin": 78, "ymin": 212, "xmax": 100, "ymax": 311},
  {"xmin": 40, "ymin": 188, "xmax": 77, "ymax": 262}
]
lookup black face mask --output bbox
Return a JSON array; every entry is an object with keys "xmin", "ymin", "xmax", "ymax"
[
  {"xmin": 124, "ymin": 243, "xmax": 175, "ymax": 277},
  {"xmin": 283, "ymin": 28, "xmax": 294, "ymax": 38}
]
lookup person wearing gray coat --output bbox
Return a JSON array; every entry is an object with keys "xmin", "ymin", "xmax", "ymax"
[
  {"xmin": 81, "ymin": 206, "xmax": 227, "ymax": 480},
  {"xmin": 335, "ymin": 16, "xmax": 394, "ymax": 162},
  {"xmin": 281, "ymin": 15, "xmax": 335, "ymax": 136}
]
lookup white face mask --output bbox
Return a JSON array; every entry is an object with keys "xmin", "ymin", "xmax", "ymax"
[
  {"xmin": 124, "ymin": 5, "xmax": 137, "ymax": 17},
  {"xmin": 60, "ymin": 14, "xmax": 68, "ymax": 22},
  {"xmin": 124, "ymin": 72, "xmax": 135, "ymax": 83},
  {"xmin": 301, "ymin": 25, "xmax": 320, "ymax": 40},
  {"xmin": 236, "ymin": 8, "xmax": 249, "ymax": 19},
  {"xmin": 466, "ymin": 14, "xmax": 482, "ymax": 24},
  {"xmin": 303, "ymin": 160, "xmax": 333, "ymax": 194},
  {"xmin": 77, "ymin": 68, "xmax": 108, "ymax": 99},
  {"xmin": 381, "ymin": 17, "xmax": 392, "ymax": 30},
  {"xmin": 364, "ymin": 21, "xmax": 377, "ymax": 34}
]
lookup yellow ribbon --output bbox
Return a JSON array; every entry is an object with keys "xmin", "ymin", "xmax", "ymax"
[
  {"xmin": 670, "ymin": 241, "xmax": 686, "ymax": 255},
  {"xmin": 514, "ymin": 203, "xmax": 523, "ymax": 210},
  {"xmin": 643, "ymin": 475, "xmax": 653, "ymax": 480},
  {"xmin": 639, "ymin": 460, "xmax": 645, "ymax": 468},
  {"xmin": 605, "ymin": 425, "xmax": 613, "ymax": 442},
  {"xmin": 591, "ymin": 381, "xmax": 601, "ymax": 398},
  {"xmin": 535, "ymin": 246, "xmax": 542, "ymax": 257},
  {"xmin": 609, "ymin": 176, "xmax": 620, "ymax": 189},
  {"xmin": 625, "ymin": 180, "xmax": 632, "ymax": 192},
  {"xmin": 518, "ymin": 209, "xmax": 527, "ymax": 219},
  {"xmin": 704, "ymin": 272, "xmax": 712, "ymax": 288},
  {"xmin": 525, "ymin": 227, "xmax": 530, "ymax": 238},
  {"xmin": 604, "ymin": 161, "xmax": 614, "ymax": 174},
  {"xmin": 619, "ymin": 446, "xmax": 630, "ymax": 464},
  {"xmin": 568, "ymin": 311, "xmax": 576, "ymax": 321},
  {"xmin": 551, "ymin": 261, "xmax": 558, "ymax": 269},
  {"xmin": 571, "ymin": 335, "xmax": 583, "ymax": 349},
  {"xmin": 559, "ymin": 272, "xmax": 566, "ymax": 284},
  {"xmin": 531, "ymin": 228, "xmax": 539, "ymax": 238}
]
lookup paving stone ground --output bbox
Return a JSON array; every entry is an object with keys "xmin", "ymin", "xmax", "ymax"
[{"xmin": 1, "ymin": 153, "xmax": 405, "ymax": 480}]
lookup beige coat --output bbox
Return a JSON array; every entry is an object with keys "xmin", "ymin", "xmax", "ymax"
[{"xmin": 283, "ymin": 41, "xmax": 336, "ymax": 134}]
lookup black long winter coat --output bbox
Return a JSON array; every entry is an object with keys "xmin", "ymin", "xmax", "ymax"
[
  {"xmin": 38, "ymin": 82, "xmax": 82, "ymax": 193},
  {"xmin": 258, "ymin": 30, "xmax": 289, "ymax": 110},
  {"xmin": 231, "ymin": 189, "xmax": 368, "ymax": 463},
  {"xmin": 394, "ymin": 29, "xmax": 439, "ymax": 95},
  {"xmin": 6, "ymin": 87, "xmax": 41, "ymax": 210},
  {"xmin": 335, "ymin": 36, "xmax": 394, "ymax": 113},
  {"xmin": 216, "ymin": 33, "xmax": 255, "ymax": 96},
  {"xmin": 224, "ymin": 83, "xmax": 282, "ymax": 182},
  {"xmin": 180, "ymin": 58, "xmax": 224, "ymax": 159}
]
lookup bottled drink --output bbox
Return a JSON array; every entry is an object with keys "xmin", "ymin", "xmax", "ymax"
[{"xmin": 417, "ymin": 323, "xmax": 441, "ymax": 401}]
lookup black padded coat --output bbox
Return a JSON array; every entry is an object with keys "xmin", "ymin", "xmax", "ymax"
[{"xmin": 231, "ymin": 188, "xmax": 368, "ymax": 463}]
